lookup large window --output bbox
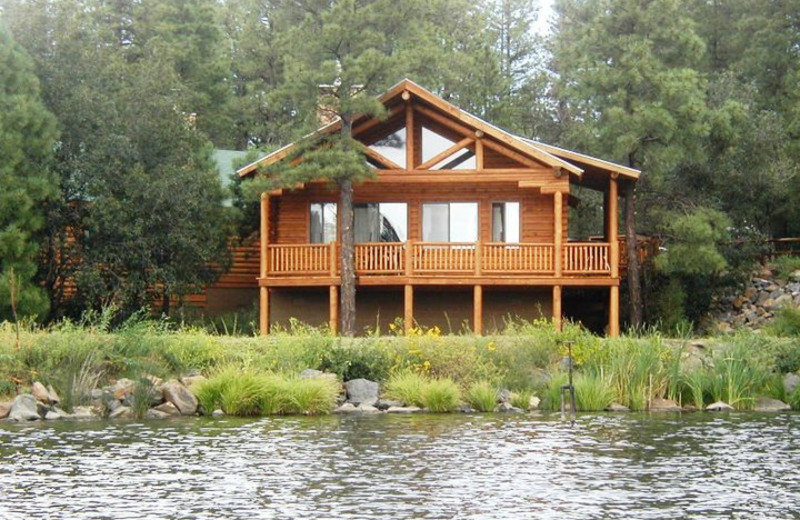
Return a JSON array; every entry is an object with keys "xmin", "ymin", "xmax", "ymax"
[
  {"xmin": 422, "ymin": 202, "xmax": 478, "ymax": 242},
  {"xmin": 310, "ymin": 203, "xmax": 337, "ymax": 243},
  {"xmin": 354, "ymin": 203, "xmax": 408, "ymax": 242},
  {"xmin": 492, "ymin": 202, "xmax": 520, "ymax": 242}
]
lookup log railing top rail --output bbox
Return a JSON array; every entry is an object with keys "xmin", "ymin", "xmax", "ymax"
[{"xmin": 265, "ymin": 241, "xmax": 615, "ymax": 278}]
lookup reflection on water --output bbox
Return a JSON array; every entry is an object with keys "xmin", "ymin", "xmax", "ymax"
[{"xmin": 0, "ymin": 413, "xmax": 798, "ymax": 519}]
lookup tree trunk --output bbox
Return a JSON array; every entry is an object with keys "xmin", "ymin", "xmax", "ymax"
[
  {"xmin": 161, "ymin": 285, "xmax": 171, "ymax": 317},
  {"xmin": 624, "ymin": 181, "xmax": 643, "ymax": 328},
  {"xmin": 338, "ymin": 175, "xmax": 356, "ymax": 336}
]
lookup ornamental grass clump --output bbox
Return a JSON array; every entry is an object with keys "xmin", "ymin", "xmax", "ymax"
[
  {"xmin": 421, "ymin": 378, "xmax": 461, "ymax": 412},
  {"xmin": 384, "ymin": 371, "xmax": 426, "ymax": 407},
  {"xmin": 280, "ymin": 376, "xmax": 340, "ymax": 415},
  {"xmin": 574, "ymin": 373, "xmax": 614, "ymax": 411},
  {"xmin": 466, "ymin": 380, "xmax": 498, "ymax": 412}
]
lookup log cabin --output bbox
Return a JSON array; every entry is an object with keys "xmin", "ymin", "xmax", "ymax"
[{"xmin": 236, "ymin": 79, "xmax": 640, "ymax": 336}]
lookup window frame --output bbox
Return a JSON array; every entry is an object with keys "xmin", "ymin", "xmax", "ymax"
[{"xmin": 491, "ymin": 201, "xmax": 521, "ymax": 244}]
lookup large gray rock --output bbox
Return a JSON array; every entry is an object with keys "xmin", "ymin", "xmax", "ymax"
[
  {"xmin": 44, "ymin": 410, "xmax": 64, "ymax": 421},
  {"xmin": 9, "ymin": 394, "xmax": 41, "ymax": 421},
  {"xmin": 179, "ymin": 375, "xmax": 205, "ymax": 388},
  {"xmin": 754, "ymin": 397, "xmax": 791, "ymax": 412},
  {"xmin": 32, "ymin": 382, "xmax": 51, "ymax": 404},
  {"xmin": 784, "ymin": 373, "xmax": 800, "ymax": 395},
  {"xmin": 333, "ymin": 403, "xmax": 359, "ymax": 414},
  {"xmin": 110, "ymin": 378, "xmax": 136, "ymax": 401},
  {"xmin": 0, "ymin": 401, "xmax": 11, "ymax": 419},
  {"xmin": 356, "ymin": 404, "xmax": 381, "ymax": 414},
  {"xmin": 152, "ymin": 402, "xmax": 181, "ymax": 416},
  {"xmin": 649, "ymin": 398, "xmax": 682, "ymax": 412},
  {"xmin": 70, "ymin": 406, "xmax": 100, "ymax": 420},
  {"xmin": 145, "ymin": 409, "xmax": 172, "ymax": 420},
  {"xmin": 46, "ymin": 385, "xmax": 61, "ymax": 405},
  {"xmin": 109, "ymin": 406, "xmax": 134, "ymax": 419},
  {"xmin": 386, "ymin": 406, "xmax": 422, "ymax": 413},
  {"xmin": 344, "ymin": 378, "xmax": 379, "ymax": 406},
  {"xmin": 706, "ymin": 401, "xmax": 734, "ymax": 412},
  {"xmin": 161, "ymin": 380, "xmax": 198, "ymax": 415}
]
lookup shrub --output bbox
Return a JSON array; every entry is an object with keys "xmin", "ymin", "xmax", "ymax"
[
  {"xmin": 421, "ymin": 378, "xmax": 461, "ymax": 412},
  {"xmin": 319, "ymin": 338, "xmax": 394, "ymax": 381},
  {"xmin": 769, "ymin": 305, "xmax": 800, "ymax": 337},
  {"xmin": 773, "ymin": 256, "xmax": 800, "ymax": 281},
  {"xmin": 574, "ymin": 373, "xmax": 614, "ymax": 411},
  {"xmin": 466, "ymin": 381, "xmax": 497, "ymax": 412},
  {"xmin": 384, "ymin": 371, "xmax": 426, "ymax": 407},
  {"xmin": 280, "ymin": 376, "xmax": 340, "ymax": 415},
  {"xmin": 510, "ymin": 389, "xmax": 534, "ymax": 411},
  {"xmin": 705, "ymin": 341, "xmax": 772, "ymax": 410}
]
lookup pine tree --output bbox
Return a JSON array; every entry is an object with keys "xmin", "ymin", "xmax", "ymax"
[{"xmin": 0, "ymin": 23, "xmax": 58, "ymax": 320}]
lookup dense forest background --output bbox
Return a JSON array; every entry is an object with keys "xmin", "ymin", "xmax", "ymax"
[{"xmin": 0, "ymin": 0, "xmax": 798, "ymax": 329}]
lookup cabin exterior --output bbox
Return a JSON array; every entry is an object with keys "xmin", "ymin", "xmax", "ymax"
[{"xmin": 238, "ymin": 79, "xmax": 640, "ymax": 336}]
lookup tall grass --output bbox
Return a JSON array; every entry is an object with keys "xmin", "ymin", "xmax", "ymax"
[
  {"xmin": 466, "ymin": 381, "xmax": 497, "ymax": 412},
  {"xmin": 574, "ymin": 373, "xmax": 615, "ymax": 411},
  {"xmin": 421, "ymin": 378, "xmax": 461, "ymax": 412}
]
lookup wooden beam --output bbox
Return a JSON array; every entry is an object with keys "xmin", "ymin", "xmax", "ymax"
[
  {"xmin": 417, "ymin": 136, "xmax": 475, "ymax": 170},
  {"xmin": 475, "ymin": 138, "xmax": 484, "ymax": 170},
  {"xmin": 352, "ymin": 104, "xmax": 404, "ymax": 137},
  {"xmin": 372, "ymin": 170, "xmax": 549, "ymax": 184},
  {"xmin": 404, "ymin": 284, "xmax": 414, "ymax": 334},
  {"xmin": 554, "ymin": 191, "xmax": 563, "ymax": 277},
  {"xmin": 609, "ymin": 285, "xmax": 620, "ymax": 337},
  {"xmin": 473, "ymin": 285, "xmax": 483, "ymax": 335},
  {"xmin": 259, "ymin": 287, "xmax": 270, "ymax": 335},
  {"xmin": 552, "ymin": 285, "xmax": 562, "ymax": 332},
  {"xmin": 329, "ymin": 285, "xmax": 339, "ymax": 335},
  {"xmin": 608, "ymin": 177, "xmax": 619, "ymax": 278},
  {"xmin": 259, "ymin": 275, "xmax": 620, "ymax": 288},
  {"xmin": 414, "ymin": 104, "xmax": 473, "ymax": 138},
  {"xmin": 405, "ymin": 101, "xmax": 415, "ymax": 169}
]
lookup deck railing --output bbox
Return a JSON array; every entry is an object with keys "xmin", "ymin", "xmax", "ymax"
[{"xmin": 265, "ymin": 241, "xmax": 613, "ymax": 278}]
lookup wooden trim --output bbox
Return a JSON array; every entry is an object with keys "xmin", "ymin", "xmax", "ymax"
[
  {"xmin": 372, "ymin": 170, "xmax": 549, "ymax": 184},
  {"xmin": 526, "ymin": 140, "xmax": 640, "ymax": 180},
  {"xmin": 404, "ymin": 284, "xmax": 414, "ymax": 333},
  {"xmin": 473, "ymin": 285, "xmax": 483, "ymax": 335},
  {"xmin": 609, "ymin": 285, "xmax": 619, "ymax": 337},
  {"xmin": 352, "ymin": 105, "xmax": 405, "ymax": 137},
  {"xmin": 554, "ymin": 192, "xmax": 563, "ymax": 277},
  {"xmin": 552, "ymin": 285, "xmax": 562, "ymax": 332},
  {"xmin": 475, "ymin": 138, "xmax": 484, "ymax": 170},
  {"xmin": 405, "ymin": 101, "xmax": 415, "ymax": 169},
  {"xmin": 259, "ymin": 287, "xmax": 269, "ymax": 335},
  {"xmin": 414, "ymin": 104, "xmax": 473, "ymax": 139},
  {"xmin": 417, "ymin": 136, "xmax": 475, "ymax": 170},
  {"xmin": 258, "ymin": 275, "xmax": 619, "ymax": 287},
  {"xmin": 260, "ymin": 194, "xmax": 269, "ymax": 278},
  {"xmin": 481, "ymin": 137, "xmax": 541, "ymax": 169},
  {"xmin": 329, "ymin": 285, "xmax": 338, "ymax": 335}
]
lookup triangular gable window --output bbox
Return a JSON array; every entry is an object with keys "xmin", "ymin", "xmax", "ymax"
[
  {"xmin": 368, "ymin": 127, "xmax": 406, "ymax": 169},
  {"xmin": 421, "ymin": 127, "xmax": 476, "ymax": 170}
]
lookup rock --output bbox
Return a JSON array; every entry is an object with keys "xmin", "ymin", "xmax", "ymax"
[
  {"xmin": 682, "ymin": 404, "xmax": 700, "ymax": 412},
  {"xmin": 771, "ymin": 294, "xmax": 794, "ymax": 309},
  {"xmin": 161, "ymin": 380, "xmax": 198, "ymax": 415},
  {"xmin": 529, "ymin": 396, "xmax": 541, "ymax": 410},
  {"xmin": 498, "ymin": 388, "xmax": 512, "ymax": 404},
  {"xmin": 179, "ymin": 375, "xmax": 205, "ymax": 388},
  {"xmin": 356, "ymin": 404, "xmax": 381, "ymax": 414},
  {"xmin": 152, "ymin": 402, "xmax": 181, "ymax": 416},
  {"xmin": 754, "ymin": 397, "xmax": 791, "ymax": 412},
  {"xmin": 109, "ymin": 406, "xmax": 134, "ymax": 419},
  {"xmin": 143, "ymin": 374, "xmax": 164, "ymax": 387},
  {"xmin": 145, "ymin": 409, "xmax": 171, "ymax": 420},
  {"xmin": 9, "ymin": 395, "xmax": 41, "ymax": 421},
  {"xmin": 716, "ymin": 322, "xmax": 732, "ymax": 334},
  {"xmin": 497, "ymin": 402, "xmax": 523, "ymax": 413},
  {"xmin": 46, "ymin": 385, "xmax": 61, "ymax": 405},
  {"xmin": 111, "ymin": 378, "xmax": 136, "ymax": 401},
  {"xmin": 784, "ymin": 373, "xmax": 800, "ymax": 395},
  {"xmin": 212, "ymin": 409, "xmax": 225, "ymax": 418},
  {"xmin": 299, "ymin": 369, "xmax": 325, "ymax": 379},
  {"xmin": 44, "ymin": 410, "xmax": 63, "ymax": 420},
  {"xmin": 344, "ymin": 378, "xmax": 379, "ymax": 406},
  {"xmin": 376, "ymin": 399, "xmax": 403, "ymax": 410},
  {"xmin": 0, "ymin": 401, "xmax": 11, "ymax": 418},
  {"xmin": 744, "ymin": 287, "xmax": 758, "ymax": 301},
  {"xmin": 605, "ymin": 403, "xmax": 630, "ymax": 412},
  {"xmin": 649, "ymin": 398, "xmax": 682, "ymax": 412},
  {"xmin": 333, "ymin": 403, "xmax": 359, "ymax": 414},
  {"xmin": 706, "ymin": 401, "xmax": 734, "ymax": 412},
  {"xmin": 32, "ymin": 382, "xmax": 51, "ymax": 404},
  {"xmin": 789, "ymin": 270, "xmax": 800, "ymax": 283},
  {"xmin": 90, "ymin": 389, "xmax": 103, "ymax": 400},
  {"xmin": 71, "ymin": 406, "xmax": 100, "ymax": 420},
  {"xmin": 386, "ymin": 406, "xmax": 422, "ymax": 413},
  {"xmin": 731, "ymin": 297, "xmax": 745, "ymax": 309},
  {"xmin": 456, "ymin": 404, "xmax": 474, "ymax": 413}
]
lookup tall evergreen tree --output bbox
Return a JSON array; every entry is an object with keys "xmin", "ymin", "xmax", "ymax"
[{"xmin": 0, "ymin": 23, "xmax": 58, "ymax": 320}]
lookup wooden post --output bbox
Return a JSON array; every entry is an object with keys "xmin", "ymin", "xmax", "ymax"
[
  {"xmin": 405, "ymin": 97, "xmax": 414, "ymax": 169},
  {"xmin": 609, "ymin": 285, "xmax": 620, "ymax": 337},
  {"xmin": 259, "ymin": 287, "xmax": 270, "ymax": 335},
  {"xmin": 473, "ymin": 285, "xmax": 483, "ymax": 335},
  {"xmin": 609, "ymin": 176, "xmax": 619, "ymax": 278},
  {"xmin": 475, "ymin": 131, "xmax": 484, "ymax": 170},
  {"xmin": 475, "ymin": 240, "xmax": 482, "ymax": 276},
  {"xmin": 552, "ymin": 285, "xmax": 562, "ymax": 332},
  {"xmin": 329, "ymin": 285, "xmax": 339, "ymax": 335},
  {"xmin": 554, "ymin": 191, "xmax": 563, "ymax": 277},
  {"xmin": 405, "ymin": 240, "xmax": 413, "ymax": 276},
  {"xmin": 329, "ymin": 241, "xmax": 337, "ymax": 277},
  {"xmin": 260, "ymin": 193, "xmax": 270, "ymax": 278},
  {"xmin": 404, "ymin": 284, "xmax": 414, "ymax": 334}
]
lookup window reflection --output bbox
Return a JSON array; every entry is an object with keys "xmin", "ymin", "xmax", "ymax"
[
  {"xmin": 369, "ymin": 128, "xmax": 406, "ymax": 168},
  {"xmin": 422, "ymin": 202, "xmax": 478, "ymax": 242},
  {"xmin": 310, "ymin": 203, "xmax": 337, "ymax": 243},
  {"xmin": 354, "ymin": 203, "xmax": 407, "ymax": 243},
  {"xmin": 492, "ymin": 202, "xmax": 520, "ymax": 242}
]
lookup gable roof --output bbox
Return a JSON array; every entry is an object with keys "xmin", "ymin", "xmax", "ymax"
[{"xmin": 237, "ymin": 78, "xmax": 639, "ymax": 185}]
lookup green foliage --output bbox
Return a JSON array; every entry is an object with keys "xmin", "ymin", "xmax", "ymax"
[
  {"xmin": 384, "ymin": 370, "xmax": 426, "ymax": 407},
  {"xmin": 280, "ymin": 376, "xmax": 340, "ymax": 415},
  {"xmin": 318, "ymin": 338, "xmax": 395, "ymax": 382},
  {"xmin": 509, "ymin": 389, "xmax": 534, "ymax": 411},
  {"xmin": 466, "ymin": 381, "xmax": 498, "ymax": 412},
  {"xmin": 574, "ymin": 373, "xmax": 614, "ymax": 412},
  {"xmin": 773, "ymin": 257, "xmax": 800, "ymax": 281},
  {"xmin": 420, "ymin": 378, "xmax": 461, "ymax": 413},
  {"xmin": 0, "ymin": 23, "xmax": 58, "ymax": 320},
  {"xmin": 769, "ymin": 306, "xmax": 800, "ymax": 338}
]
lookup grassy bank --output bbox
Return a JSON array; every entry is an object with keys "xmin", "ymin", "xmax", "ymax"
[{"xmin": 1, "ymin": 317, "xmax": 799, "ymax": 415}]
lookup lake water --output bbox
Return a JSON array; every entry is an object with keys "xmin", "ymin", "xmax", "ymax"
[{"xmin": 0, "ymin": 412, "xmax": 798, "ymax": 519}]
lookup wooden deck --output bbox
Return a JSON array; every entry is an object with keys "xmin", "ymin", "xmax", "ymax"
[{"xmin": 260, "ymin": 241, "xmax": 614, "ymax": 286}]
